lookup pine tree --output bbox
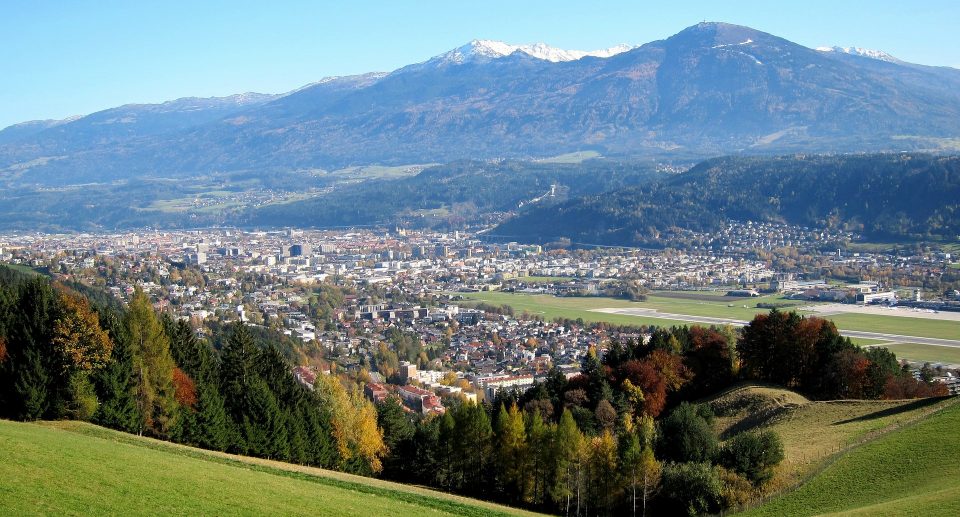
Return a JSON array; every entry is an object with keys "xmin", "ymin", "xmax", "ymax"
[
  {"xmin": 2, "ymin": 279, "xmax": 57, "ymax": 420},
  {"xmin": 192, "ymin": 381, "xmax": 230, "ymax": 451},
  {"xmin": 436, "ymin": 410, "xmax": 458, "ymax": 490},
  {"xmin": 377, "ymin": 397, "xmax": 416, "ymax": 479},
  {"xmin": 286, "ymin": 407, "xmax": 309, "ymax": 464},
  {"xmin": 220, "ymin": 323, "xmax": 258, "ymax": 410},
  {"xmin": 301, "ymin": 397, "xmax": 338, "ymax": 468},
  {"xmin": 241, "ymin": 378, "xmax": 289, "ymax": 460},
  {"xmin": 453, "ymin": 402, "xmax": 493, "ymax": 497},
  {"xmin": 12, "ymin": 344, "xmax": 50, "ymax": 420},
  {"xmin": 168, "ymin": 319, "xmax": 215, "ymax": 385},
  {"xmin": 92, "ymin": 312, "xmax": 141, "ymax": 433}
]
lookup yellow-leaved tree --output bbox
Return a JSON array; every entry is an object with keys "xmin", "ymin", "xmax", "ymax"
[
  {"xmin": 52, "ymin": 288, "xmax": 113, "ymax": 419},
  {"xmin": 125, "ymin": 287, "xmax": 178, "ymax": 437},
  {"xmin": 314, "ymin": 374, "xmax": 386, "ymax": 474}
]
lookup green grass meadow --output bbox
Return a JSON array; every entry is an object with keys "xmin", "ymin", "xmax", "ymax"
[
  {"xmin": 876, "ymin": 343, "xmax": 960, "ymax": 365},
  {"xmin": 459, "ymin": 291, "xmax": 959, "ymax": 341},
  {"xmin": 0, "ymin": 420, "xmax": 538, "ymax": 517},
  {"xmin": 742, "ymin": 397, "xmax": 960, "ymax": 516}
]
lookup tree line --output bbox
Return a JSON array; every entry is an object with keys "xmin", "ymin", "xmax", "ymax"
[{"xmin": 0, "ymin": 269, "xmax": 385, "ymax": 476}]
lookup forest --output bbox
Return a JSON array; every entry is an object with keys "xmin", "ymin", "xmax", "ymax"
[
  {"xmin": 250, "ymin": 159, "xmax": 663, "ymax": 230},
  {"xmin": 0, "ymin": 266, "xmax": 947, "ymax": 516},
  {"xmin": 496, "ymin": 153, "xmax": 960, "ymax": 247}
]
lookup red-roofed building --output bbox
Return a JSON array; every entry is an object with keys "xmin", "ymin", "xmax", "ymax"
[
  {"xmin": 364, "ymin": 382, "xmax": 389, "ymax": 404},
  {"xmin": 292, "ymin": 366, "xmax": 318, "ymax": 390},
  {"xmin": 398, "ymin": 384, "xmax": 445, "ymax": 415}
]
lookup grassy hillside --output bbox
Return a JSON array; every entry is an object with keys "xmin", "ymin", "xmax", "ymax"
[
  {"xmin": 0, "ymin": 420, "xmax": 540, "ymax": 517},
  {"xmin": 740, "ymin": 394, "xmax": 960, "ymax": 516},
  {"xmin": 707, "ymin": 384, "xmax": 958, "ymax": 489}
]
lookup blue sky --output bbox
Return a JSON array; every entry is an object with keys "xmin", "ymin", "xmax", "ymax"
[{"xmin": 2, "ymin": 0, "xmax": 958, "ymax": 129}]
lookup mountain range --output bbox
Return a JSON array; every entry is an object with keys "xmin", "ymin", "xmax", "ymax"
[{"xmin": 3, "ymin": 22, "xmax": 960, "ymax": 188}]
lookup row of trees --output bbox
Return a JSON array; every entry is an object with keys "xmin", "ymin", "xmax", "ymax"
[
  {"xmin": 738, "ymin": 309, "xmax": 948, "ymax": 399},
  {"xmin": 371, "ymin": 321, "xmax": 782, "ymax": 516},
  {"xmin": 376, "ymin": 394, "xmax": 782, "ymax": 516},
  {"xmin": 0, "ymin": 271, "xmax": 386, "ymax": 476}
]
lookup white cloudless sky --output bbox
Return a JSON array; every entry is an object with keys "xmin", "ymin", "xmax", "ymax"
[{"xmin": 1, "ymin": 0, "xmax": 957, "ymax": 128}]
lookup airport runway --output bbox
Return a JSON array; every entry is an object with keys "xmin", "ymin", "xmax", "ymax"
[{"xmin": 590, "ymin": 308, "xmax": 960, "ymax": 348}]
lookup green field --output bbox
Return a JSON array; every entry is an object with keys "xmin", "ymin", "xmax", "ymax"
[
  {"xmin": 822, "ymin": 313, "xmax": 959, "ymax": 341},
  {"xmin": 458, "ymin": 291, "xmax": 958, "ymax": 341},
  {"xmin": 741, "ymin": 396, "xmax": 960, "ymax": 516},
  {"xmin": 461, "ymin": 290, "xmax": 808, "ymax": 321},
  {"xmin": 0, "ymin": 420, "xmax": 538, "ymax": 517},
  {"xmin": 458, "ymin": 291, "xmax": 694, "ymax": 327},
  {"xmin": 849, "ymin": 337, "xmax": 886, "ymax": 346},
  {"xmin": 708, "ymin": 385, "xmax": 957, "ymax": 490},
  {"xmin": 876, "ymin": 343, "xmax": 960, "ymax": 365}
]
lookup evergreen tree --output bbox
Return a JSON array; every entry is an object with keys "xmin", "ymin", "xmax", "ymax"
[
  {"xmin": 92, "ymin": 312, "xmax": 141, "ymax": 433},
  {"xmin": 300, "ymin": 397, "xmax": 338, "ymax": 468},
  {"xmin": 241, "ymin": 378, "xmax": 289, "ymax": 460},
  {"xmin": 168, "ymin": 318, "xmax": 215, "ymax": 385},
  {"xmin": 376, "ymin": 397, "xmax": 416, "ymax": 479},
  {"xmin": 220, "ymin": 323, "xmax": 258, "ymax": 411},
  {"xmin": 453, "ymin": 402, "xmax": 493, "ymax": 497},
  {"xmin": 411, "ymin": 415, "xmax": 442, "ymax": 486},
  {"xmin": 191, "ymin": 381, "xmax": 230, "ymax": 451},
  {"xmin": 1, "ymin": 279, "xmax": 57, "ymax": 420},
  {"xmin": 436, "ymin": 410, "xmax": 458, "ymax": 490},
  {"xmin": 11, "ymin": 344, "xmax": 50, "ymax": 420},
  {"xmin": 286, "ymin": 407, "xmax": 310, "ymax": 465}
]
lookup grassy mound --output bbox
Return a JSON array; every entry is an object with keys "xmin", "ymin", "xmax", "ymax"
[
  {"xmin": 0, "ymin": 419, "xmax": 540, "ymax": 516},
  {"xmin": 741, "ymin": 396, "xmax": 960, "ymax": 516},
  {"xmin": 706, "ymin": 383, "xmax": 956, "ymax": 489}
]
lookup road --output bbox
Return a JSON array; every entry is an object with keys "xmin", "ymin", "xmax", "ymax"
[{"xmin": 590, "ymin": 308, "xmax": 960, "ymax": 348}]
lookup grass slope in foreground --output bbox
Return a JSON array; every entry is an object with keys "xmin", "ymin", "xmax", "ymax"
[
  {"xmin": 0, "ymin": 420, "xmax": 539, "ymax": 517},
  {"xmin": 708, "ymin": 385, "xmax": 957, "ymax": 489},
  {"xmin": 740, "ymin": 396, "xmax": 960, "ymax": 516}
]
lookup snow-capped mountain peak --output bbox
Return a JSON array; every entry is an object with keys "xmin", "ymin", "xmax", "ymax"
[
  {"xmin": 433, "ymin": 39, "xmax": 636, "ymax": 64},
  {"xmin": 815, "ymin": 46, "xmax": 900, "ymax": 63}
]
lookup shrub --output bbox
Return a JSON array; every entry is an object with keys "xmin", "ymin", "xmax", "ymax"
[
  {"xmin": 659, "ymin": 462, "xmax": 724, "ymax": 516},
  {"xmin": 657, "ymin": 402, "xmax": 717, "ymax": 463},
  {"xmin": 719, "ymin": 430, "xmax": 785, "ymax": 485}
]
